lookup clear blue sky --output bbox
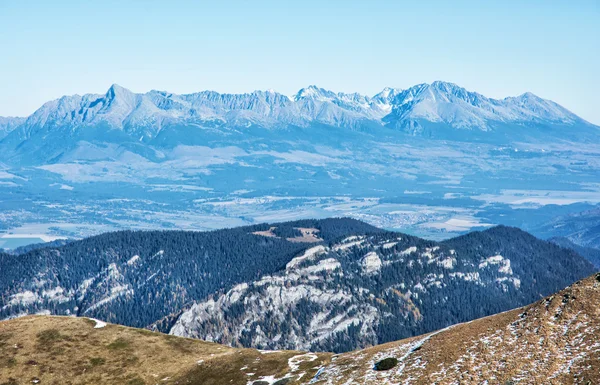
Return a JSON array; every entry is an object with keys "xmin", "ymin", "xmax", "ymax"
[{"xmin": 1, "ymin": 0, "xmax": 598, "ymax": 124}]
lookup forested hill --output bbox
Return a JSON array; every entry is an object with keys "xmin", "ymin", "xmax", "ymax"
[{"xmin": 0, "ymin": 218, "xmax": 381, "ymax": 327}]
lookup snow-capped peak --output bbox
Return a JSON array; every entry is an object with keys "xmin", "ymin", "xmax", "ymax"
[
  {"xmin": 294, "ymin": 85, "xmax": 337, "ymax": 101},
  {"xmin": 105, "ymin": 83, "xmax": 132, "ymax": 98},
  {"xmin": 383, "ymin": 81, "xmax": 587, "ymax": 130},
  {"xmin": 375, "ymin": 86, "xmax": 401, "ymax": 99},
  {"xmin": 430, "ymin": 80, "xmax": 461, "ymax": 90}
]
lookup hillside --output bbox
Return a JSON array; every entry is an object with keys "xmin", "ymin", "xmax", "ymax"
[
  {"xmin": 313, "ymin": 272, "xmax": 600, "ymax": 384},
  {"xmin": 0, "ymin": 218, "xmax": 380, "ymax": 328},
  {"xmin": 0, "ymin": 315, "xmax": 330, "ymax": 385},
  {"xmin": 1, "ymin": 220, "xmax": 594, "ymax": 353},
  {"xmin": 2, "ymin": 273, "xmax": 600, "ymax": 384}
]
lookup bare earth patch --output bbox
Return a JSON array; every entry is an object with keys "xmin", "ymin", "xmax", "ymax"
[
  {"xmin": 286, "ymin": 228, "xmax": 323, "ymax": 243},
  {"xmin": 252, "ymin": 227, "xmax": 323, "ymax": 243}
]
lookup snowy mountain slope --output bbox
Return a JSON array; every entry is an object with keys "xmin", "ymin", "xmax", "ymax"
[
  {"xmin": 384, "ymin": 81, "xmax": 586, "ymax": 132},
  {"xmin": 0, "ymin": 116, "xmax": 25, "ymax": 139},
  {"xmin": 166, "ymin": 225, "xmax": 594, "ymax": 353}
]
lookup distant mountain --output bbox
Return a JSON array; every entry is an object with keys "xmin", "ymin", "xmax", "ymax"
[
  {"xmin": 2, "ymin": 238, "xmax": 71, "ymax": 256},
  {"xmin": 3, "ymin": 83, "xmax": 388, "ymax": 141},
  {"xmin": 4, "ymin": 272, "xmax": 600, "ymax": 384},
  {"xmin": 384, "ymin": 81, "xmax": 587, "ymax": 134},
  {"xmin": 0, "ymin": 116, "xmax": 25, "ymax": 139},
  {"xmin": 550, "ymin": 236, "xmax": 600, "ymax": 268},
  {"xmin": 1, "ymin": 81, "xmax": 597, "ymax": 165},
  {"xmin": 166, "ymin": 225, "xmax": 594, "ymax": 352},
  {"xmin": 537, "ymin": 207, "xmax": 600, "ymax": 250},
  {"xmin": 7, "ymin": 82, "xmax": 588, "ymax": 134}
]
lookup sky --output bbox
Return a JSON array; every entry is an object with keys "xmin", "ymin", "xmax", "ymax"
[{"xmin": 1, "ymin": 0, "xmax": 599, "ymax": 124}]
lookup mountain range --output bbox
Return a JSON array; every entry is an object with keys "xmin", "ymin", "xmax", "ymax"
[
  {"xmin": 1, "ymin": 219, "xmax": 595, "ymax": 353},
  {"xmin": 5, "ymin": 81, "xmax": 589, "ymax": 134},
  {"xmin": 1, "ymin": 81, "xmax": 597, "ymax": 165},
  {"xmin": 3, "ymin": 272, "xmax": 600, "ymax": 384}
]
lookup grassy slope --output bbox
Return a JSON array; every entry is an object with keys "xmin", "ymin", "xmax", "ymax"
[
  {"xmin": 318, "ymin": 273, "xmax": 600, "ymax": 384},
  {"xmin": 0, "ymin": 316, "xmax": 329, "ymax": 385}
]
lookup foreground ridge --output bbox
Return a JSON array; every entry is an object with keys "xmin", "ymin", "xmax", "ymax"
[
  {"xmin": 2, "ymin": 273, "xmax": 600, "ymax": 384},
  {"xmin": 313, "ymin": 273, "xmax": 600, "ymax": 384}
]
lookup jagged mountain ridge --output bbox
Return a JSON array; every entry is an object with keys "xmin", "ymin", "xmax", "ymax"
[
  {"xmin": 166, "ymin": 225, "xmax": 595, "ymax": 352},
  {"xmin": 2, "ymin": 81, "xmax": 597, "ymax": 167},
  {"xmin": 1, "ymin": 81, "xmax": 590, "ymax": 140}
]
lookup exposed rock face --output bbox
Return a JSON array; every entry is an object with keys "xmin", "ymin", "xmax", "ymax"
[{"xmin": 168, "ymin": 226, "xmax": 594, "ymax": 353}]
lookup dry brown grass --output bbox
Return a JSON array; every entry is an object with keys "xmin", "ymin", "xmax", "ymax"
[{"xmin": 0, "ymin": 316, "xmax": 329, "ymax": 385}]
